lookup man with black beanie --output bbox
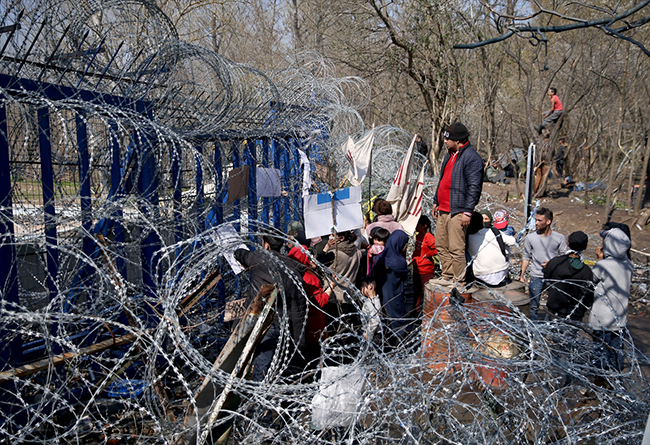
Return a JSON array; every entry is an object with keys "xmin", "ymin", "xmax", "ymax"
[
  {"xmin": 544, "ymin": 231, "xmax": 594, "ymax": 321},
  {"xmin": 431, "ymin": 122, "xmax": 484, "ymax": 288}
]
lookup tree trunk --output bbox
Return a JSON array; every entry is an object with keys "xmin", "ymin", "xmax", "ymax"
[
  {"xmin": 605, "ymin": 41, "xmax": 630, "ymax": 209},
  {"xmin": 634, "ymin": 131, "xmax": 650, "ymax": 213}
]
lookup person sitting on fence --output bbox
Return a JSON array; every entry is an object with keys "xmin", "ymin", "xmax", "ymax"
[{"xmin": 466, "ymin": 211, "xmax": 516, "ymax": 287}]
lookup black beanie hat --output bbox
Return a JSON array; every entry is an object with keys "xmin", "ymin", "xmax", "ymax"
[
  {"xmin": 444, "ymin": 122, "xmax": 469, "ymax": 141},
  {"xmin": 568, "ymin": 231, "xmax": 588, "ymax": 252}
]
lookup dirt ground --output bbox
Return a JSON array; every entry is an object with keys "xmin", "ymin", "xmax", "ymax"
[{"xmin": 481, "ymin": 179, "xmax": 650, "ymax": 263}]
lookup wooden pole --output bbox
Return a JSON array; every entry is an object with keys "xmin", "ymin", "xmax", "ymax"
[{"xmin": 0, "ymin": 332, "xmax": 139, "ymax": 384}]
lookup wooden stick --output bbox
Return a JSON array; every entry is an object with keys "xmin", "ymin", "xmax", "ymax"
[
  {"xmin": 0, "ymin": 332, "xmax": 138, "ymax": 384},
  {"xmin": 178, "ymin": 271, "xmax": 222, "ymax": 318},
  {"xmin": 631, "ymin": 248, "xmax": 650, "ymax": 257}
]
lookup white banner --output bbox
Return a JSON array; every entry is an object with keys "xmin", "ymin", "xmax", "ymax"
[
  {"xmin": 386, "ymin": 134, "xmax": 417, "ymax": 220},
  {"xmin": 210, "ymin": 224, "xmax": 248, "ymax": 274},
  {"xmin": 343, "ymin": 128, "xmax": 374, "ymax": 186},
  {"xmin": 400, "ymin": 161, "xmax": 428, "ymax": 235},
  {"xmin": 303, "ymin": 186, "xmax": 363, "ymax": 239},
  {"xmin": 297, "ymin": 149, "xmax": 311, "ymax": 197}
]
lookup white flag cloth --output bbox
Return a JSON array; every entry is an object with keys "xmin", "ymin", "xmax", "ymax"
[
  {"xmin": 210, "ymin": 224, "xmax": 248, "ymax": 274},
  {"xmin": 386, "ymin": 135, "xmax": 417, "ymax": 220},
  {"xmin": 303, "ymin": 186, "xmax": 363, "ymax": 239},
  {"xmin": 400, "ymin": 161, "xmax": 428, "ymax": 235},
  {"xmin": 256, "ymin": 167, "xmax": 282, "ymax": 197},
  {"xmin": 343, "ymin": 129, "xmax": 375, "ymax": 186},
  {"xmin": 298, "ymin": 149, "xmax": 311, "ymax": 197}
]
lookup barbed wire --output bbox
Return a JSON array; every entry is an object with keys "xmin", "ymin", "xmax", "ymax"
[{"xmin": 0, "ymin": 1, "xmax": 649, "ymax": 444}]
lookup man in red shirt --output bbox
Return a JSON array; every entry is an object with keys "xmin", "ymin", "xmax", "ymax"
[
  {"xmin": 431, "ymin": 122, "xmax": 484, "ymax": 287},
  {"xmin": 537, "ymin": 87, "xmax": 564, "ymax": 135}
]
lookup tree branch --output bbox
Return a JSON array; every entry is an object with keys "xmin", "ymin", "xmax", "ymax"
[{"xmin": 455, "ymin": 0, "xmax": 650, "ymax": 50}]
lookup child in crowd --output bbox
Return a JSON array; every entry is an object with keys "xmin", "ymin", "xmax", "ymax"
[
  {"xmin": 411, "ymin": 215, "xmax": 437, "ymax": 317},
  {"xmin": 589, "ymin": 227, "xmax": 633, "ymax": 371},
  {"xmin": 493, "ymin": 209, "xmax": 516, "ymax": 237},
  {"xmin": 367, "ymin": 227, "xmax": 390, "ymax": 277},
  {"xmin": 360, "ymin": 279, "xmax": 382, "ymax": 341}
]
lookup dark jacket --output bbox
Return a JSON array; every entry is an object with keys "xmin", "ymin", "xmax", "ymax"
[
  {"xmin": 234, "ymin": 248, "xmax": 307, "ymax": 350},
  {"xmin": 544, "ymin": 254, "xmax": 594, "ymax": 321},
  {"xmin": 433, "ymin": 142, "xmax": 484, "ymax": 215}
]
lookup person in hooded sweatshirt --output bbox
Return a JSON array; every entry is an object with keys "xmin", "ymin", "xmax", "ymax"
[
  {"xmin": 588, "ymin": 227, "xmax": 634, "ymax": 371},
  {"xmin": 544, "ymin": 231, "xmax": 594, "ymax": 321},
  {"xmin": 372, "ymin": 230, "xmax": 410, "ymax": 339}
]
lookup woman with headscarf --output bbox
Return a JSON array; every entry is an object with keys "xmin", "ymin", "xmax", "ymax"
[
  {"xmin": 466, "ymin": 211, "xmax": 516, "ymax": 287},
  {"xmin": 372, "ymin": 230, "xmax": 410, "ymax": 339}
]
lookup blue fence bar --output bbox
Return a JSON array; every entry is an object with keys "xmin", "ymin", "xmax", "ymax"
[
  {"xmin": 260, "ymin": 138, "xmax": 270, "ymax": 226},
  {"xmin": 37, "ymin": 107, "xmax": 59, "ymax": 305},
  {"xmin": 172, "ymin": 144, "xmax": 182, "ymax": 244},
  {"xmin": 137, "ymin": 130, "xmax": 160, "ymax": 324},
  {"xmin": 231, "ymin": 140, "xmax": 240, "ymax": 230},
  {"xmin": 109, "ymin": 122, "xmax": 125, "ymax": 277},
  {"xmin": 245, "ymin": 139, "xmax": 257, "ymax": 235},
  {"xmin": 195, "ymin": 143, "xmax": 204, "ymax": 229},
  {"xmin": 206, "ymin": 141, "xmax": 224, "ymax": 228},
  {"xmin": 281, "ymin": 139, "xmax": 291, "ymax": 231},
  {"xmin": 76, "ymin": 113, "xmax": 94, "ymax": 306},
  {"xmin": 0, "ymin": 105, "xmax": 21, "ymax": 369},
  {"xmin": 272, "ymin": 139, "xmax": 282, "ymax": 229},
  {"xmin": 290, "ymin": 140, "xmax": 301, "ymax": 223}
]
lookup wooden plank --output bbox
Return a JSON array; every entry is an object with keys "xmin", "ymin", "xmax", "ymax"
[
  {"xmin": 178, "ymin": 271, "xmax": 222, "ymax": 318},
  {"xmin": 182, "ymin": 285, "xmax": 276, "ymax": 445},
  {"xmin": 0, "ymin": 332, "xmax": 138, "ymax": 384}
]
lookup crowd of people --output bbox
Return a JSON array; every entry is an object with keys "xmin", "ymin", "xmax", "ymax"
[{"xmin": 231, "ymin": 120, "xmax": 634, "ymax": 383}]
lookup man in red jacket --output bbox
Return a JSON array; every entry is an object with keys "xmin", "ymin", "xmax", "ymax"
[{"xmin": 431, "ymin": 122, "xmax": 484, "ymax": 288}]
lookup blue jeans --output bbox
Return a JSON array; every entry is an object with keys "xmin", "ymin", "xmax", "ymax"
[
  {"xmin": 528, "ymin": 276, "xmax": 544, "ymax": 321},
  {"xmin": 252, "ymin": 324, "xmax": 280, "ymax": 382},
  {"xmin": 593, "ymin": 330, "xmax": 624, "ymax": 371}
]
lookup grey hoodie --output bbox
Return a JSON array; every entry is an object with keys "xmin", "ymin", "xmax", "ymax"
[{"xmin": 588, "ymin": 228, "xmax": 634, "ymax": 331}]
